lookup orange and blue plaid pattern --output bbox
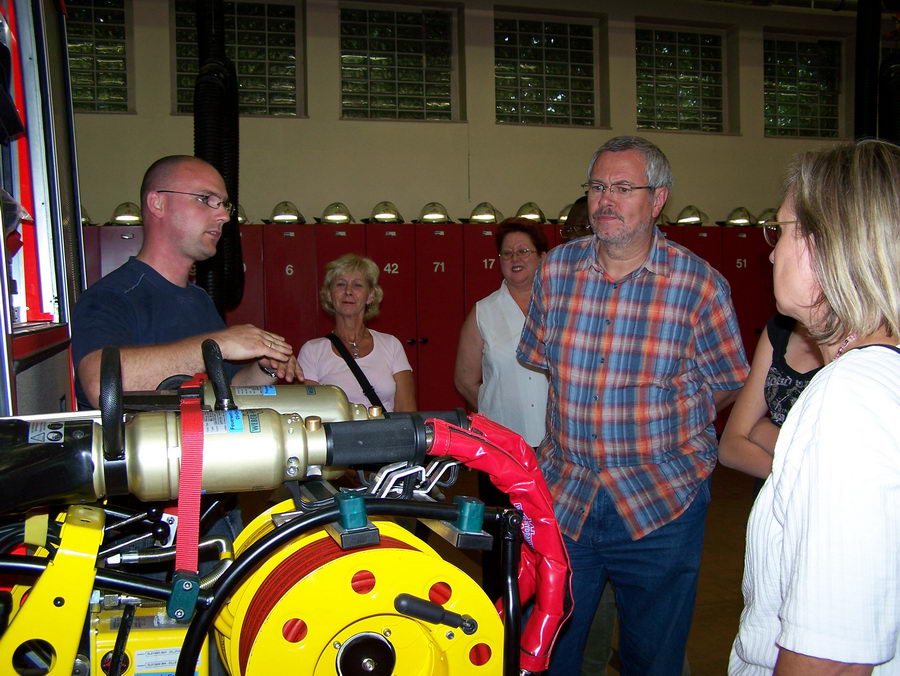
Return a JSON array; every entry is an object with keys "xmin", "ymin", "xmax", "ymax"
[{"xmin": 518, "ymin": 231, "xmax": 748, "ymax": 540}]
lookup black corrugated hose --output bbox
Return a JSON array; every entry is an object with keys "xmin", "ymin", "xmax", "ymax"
[{"xmin": 193, "ymin": 0, "xmax": 244, "ymax": 316}]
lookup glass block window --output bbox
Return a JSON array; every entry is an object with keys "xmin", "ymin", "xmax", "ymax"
[
  {"xmin": 340, "ymin": 6, "xmax": 456, "ymax": 121},
  {"xmin": 494, "ymin": 17, "xmax": 595, "ymax": 126},
  {"xmin": 174, "ymin": 1, "xmax": 300, "ymax": 116},
  {"xmin": 635, "ymin": 28, "xmax": 724, "ymax": 133},
  {"xmin": 764, "ymin": 38, "xmax": 841, "ymax": 138},
  {"xmin": 66, "ymin": 0, "xmax": 130, "ymax": 112}
]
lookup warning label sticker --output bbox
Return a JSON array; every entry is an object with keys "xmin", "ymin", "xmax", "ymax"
[{"xmin": 28, "ymin": 422, "xmax": 65, "ymax": 444}]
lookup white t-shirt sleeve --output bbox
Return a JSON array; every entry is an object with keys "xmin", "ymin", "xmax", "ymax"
[
  {"xmin": 382, "ymin": 332, "xmax": 412, "ymax": 374},
  {"xmin": 774, "ymin": 350, "xmax": 900, "ymax": 665},
  {"xmin": 297, "ymin": 338, "xmax": 327, "ymax": 382}
]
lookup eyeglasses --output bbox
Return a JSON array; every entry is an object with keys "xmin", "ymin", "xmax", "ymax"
[
  {"xmin": 157, "ymin": 190, "xmax": 235, "ymax": 216},
  {"xmin": 581, "ymin": 182, "xmax": 654, "ymax": 198},
  {"xmin": 762, "ymin": 219, "xmax": 797, "ymax": 247},
  {"xmin": 499, "ymin": 248, "xmax": 537, "ymax": 260}
]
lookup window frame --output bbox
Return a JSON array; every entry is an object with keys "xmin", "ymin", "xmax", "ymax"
[
  {"xmin": 762, "ymin": 32, "xmax": 845, "ymax": 139},
  {"xmin": 338, "ymin": 1, "xmax": 463, "ymax": 122},
  {"xmin": 493, "ymin": 8, "xmax": 605, "ymax": 128},
  {"xmin": 634, "ymin": 22, "xmax": 729, "ymax": 135},
  {"xmin": 170, "ymin": 0, "xmax": 306, "ymax": 118},
  {"xmin": 65, "ymin": 0, "xmax": 134, "ymax": 114}
]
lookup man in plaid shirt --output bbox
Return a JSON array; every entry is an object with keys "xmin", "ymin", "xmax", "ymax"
[{"xmin": 518, "ymin": 136, "xmax": 748, "ymax": 674}]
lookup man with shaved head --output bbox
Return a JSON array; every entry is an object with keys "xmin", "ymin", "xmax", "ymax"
[{"xmin": 72, "ymin": 155, "xmax": 301, "ymax": 408}]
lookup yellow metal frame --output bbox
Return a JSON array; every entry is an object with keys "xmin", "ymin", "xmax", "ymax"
[{"xmin": 1, "ymin": 505, "xmax": 104, "ymax": 675}]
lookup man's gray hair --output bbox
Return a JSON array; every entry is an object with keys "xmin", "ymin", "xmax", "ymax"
[{"xmin": 587, "ymin": 135, "xmax": 673, "ymax": 189}]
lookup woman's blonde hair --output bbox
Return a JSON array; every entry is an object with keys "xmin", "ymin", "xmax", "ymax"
[
  {"xmin": 319, "ymin": 253, "xmax": 384, "ymax": 321},
  {"xmin": 788, "ymin": 139, "xmax": 900, "ymax": 343}
]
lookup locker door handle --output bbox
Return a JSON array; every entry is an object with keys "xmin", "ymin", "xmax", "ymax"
[
  {"xmin": 419, "ymin": 337, "xmax": 429, "ymax": 345},
  {"xmin": 406, "ymin": 338, "xmax": 416, "ymax": 345}
]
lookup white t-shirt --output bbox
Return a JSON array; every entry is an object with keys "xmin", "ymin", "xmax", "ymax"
[
  {"xmin": 476, "ymin": 281, "xmax": 548, "ymax": 446},
  {"xmin": 729, "ymin": 344, "xmax": 900, "ymax": 674},
  {"xmin": 298, "ymin": 329, "xmax": 412, "ymax": 412}
]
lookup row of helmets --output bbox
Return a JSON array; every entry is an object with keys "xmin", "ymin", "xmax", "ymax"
[{"xmin": 89, "ymin": 202, "xmax": 776, "ymax": 227}]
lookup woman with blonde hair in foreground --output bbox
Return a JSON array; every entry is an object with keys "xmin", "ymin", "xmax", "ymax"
[{"xmin": 729, "ymin": 139, "xmax": 900, "ymax": 674}]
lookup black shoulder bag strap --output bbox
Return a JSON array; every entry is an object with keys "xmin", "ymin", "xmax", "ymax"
[{"xmin": 325, "ymin": 333, "xmax": 386, "ymax": 410}]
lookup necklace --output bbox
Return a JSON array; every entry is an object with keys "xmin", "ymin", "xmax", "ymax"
[
  {"xmin": 336, "ymin": 330, "xmax": 366, "ymax": 359},
  {"xmin": 347, "ymin": 338, "xmax": 360, "ymax": 359},
  {"xmin": 833, "ymin": 332, "xmax": 858, "ymax": 361}
]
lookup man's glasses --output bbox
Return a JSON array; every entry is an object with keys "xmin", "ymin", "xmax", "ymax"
[
  {"xmin": 762, "ymin": 220, "xmax": 797, "ymax": 247},
  {"xmin": 581, "ymin": 182, "xmax": 654, "ymax": 198},
  {"xmin": 499, "ymin": 248, "xmax": 537, "ymax": 260},
  {"xmin": 157, "ymin": 190, "xmax": 235, "ymax": 216}
]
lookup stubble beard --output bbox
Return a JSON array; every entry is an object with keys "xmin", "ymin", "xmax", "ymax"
[{"xmin": 590, "ymin": 209, "xmax": 654, "ymax": 252}]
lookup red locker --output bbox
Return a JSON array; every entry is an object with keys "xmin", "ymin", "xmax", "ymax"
[
  {"xmin": 82, "ymin": 225, "xmax": 144, "ymax": 286},
  {"xmin": 365, "ymin": 223, "xmax": 418, "ymax": 371},
  {"xmin": 721, "ymin": 226, "xmax": 776, "ymax": 355},
  {"xmin": 82, "ymin": 225, "xmax": 101, "ymax": 286},
  {"xmin": 262, "ymin": 225, "xmax": 319, "ymax": 354},
  {"xmin": 659, "ymin": 225, "xmax": 723, "ymax": 273},
  {"xmin": 463, "ymin": 224, "xmax": 501, "ymax": 313},
  {"xmin": 542, "ymin": 222, "xmax": 561, "ymax": 251},
  {"xmin": 224, "ymin": 223, "xmax": 265, "ymax": 329},
  {"xmin": 415, "ymin": 224, "xmax": 465, "ymax": 411},
  {"xmin": 314, "ymin": 223, "xmax": 366, "ymax": 335}
]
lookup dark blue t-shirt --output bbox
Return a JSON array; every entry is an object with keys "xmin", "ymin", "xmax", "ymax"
[{"xmin": 71, "ymin": 257, "xmax": 238, "ymax": 408}]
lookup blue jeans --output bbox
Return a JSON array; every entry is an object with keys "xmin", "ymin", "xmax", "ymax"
[{"xmin": 548, "ymin": 480, "xmax": 710, "ymax": 676}]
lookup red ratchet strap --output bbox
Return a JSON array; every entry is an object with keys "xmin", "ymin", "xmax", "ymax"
[
  {"xmin": 427, "ymin": 413, "xmax": 573, "ymax": 674},
  {"xmin": 175, "ymin": 374, "xmax": 207, "ymax": 574}
]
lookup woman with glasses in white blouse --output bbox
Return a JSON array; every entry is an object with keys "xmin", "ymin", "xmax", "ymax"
[{"xmin": 454, "ymin": 217, "xmax": 550, "ymax": 445}]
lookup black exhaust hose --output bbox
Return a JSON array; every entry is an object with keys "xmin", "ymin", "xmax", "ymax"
[{"xmin": 193, "ymin": 0, "xmax": 243, "ymax": 315}]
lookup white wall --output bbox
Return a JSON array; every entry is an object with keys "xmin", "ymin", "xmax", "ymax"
[{"xmin": 72, "ymin": 0, "xmax": 866, "ymax": 226}]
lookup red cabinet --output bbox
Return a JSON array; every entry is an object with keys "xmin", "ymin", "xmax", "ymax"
[
  {"xmin": 366, "ymin": 223, "xmax": 465, "ymax": 411},
  {"xmin": 224, "ymin": 224, "xmax": 265, "ymax": 329},
  {"xmin": 414, "ymin": 224, "xmax": 465, "ymax": 411},
  {"xmin": 262, "ymin": 225, "xmax": 318, "ymax": 352},
  {"xmin": 463, "ymin": 224, "xmax": 501, "ymax": 314},
  {"xmin": 720, "ymin": 227, "xmax": 775, "ymax": 355},
  {"xmin": 542, "ymin": 222, "xmax": 561, "ymax": 251},
  {"xmin": 82, "ymin": 225, "xmax": 144, "ymax": 286},
  {"xmin": 366, "ymin": 223, "xmax": 417, "ymax": 369},
  {"xmin": 660, "ymin": 225, "xmax": 723, "ymax": 273}
]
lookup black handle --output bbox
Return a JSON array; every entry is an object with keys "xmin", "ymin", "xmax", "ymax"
[
  {"xmin": 201, "ymin": 339, "xmax": 236, "ymax": 410},
  {"xmin": 100, "ymin": 346, "xmax": 125, "ymax": 461},
  {"xmin": 394, "ymin": 593, "xmax": 477, "ymax": 634}
]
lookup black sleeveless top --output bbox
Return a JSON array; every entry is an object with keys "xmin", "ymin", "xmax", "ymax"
[{"xmin": 764, "ymin": 314, "xmax": 823, "ymax": 427}]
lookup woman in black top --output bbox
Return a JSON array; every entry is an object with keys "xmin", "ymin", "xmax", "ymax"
[{"xmin": 718, "ymin": 313, "xmax": 823, "ymax": 478}]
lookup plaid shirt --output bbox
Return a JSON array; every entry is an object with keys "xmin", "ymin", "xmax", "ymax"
[{"xmin": 518, "ymin": 230, "xmax": 748, "ymax": 540}]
